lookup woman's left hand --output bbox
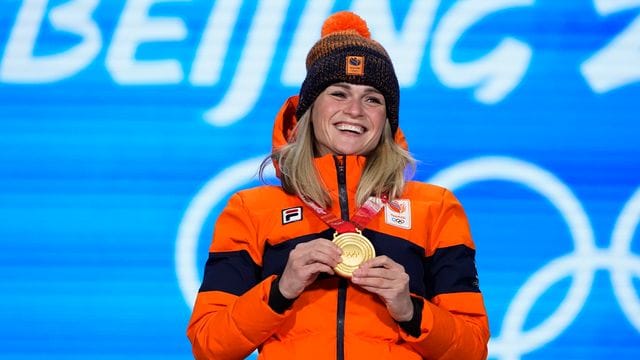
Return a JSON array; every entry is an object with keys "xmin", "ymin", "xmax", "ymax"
[{"xmin": 351, "ymin": 256, "xmax": 414, "ymax": 322}]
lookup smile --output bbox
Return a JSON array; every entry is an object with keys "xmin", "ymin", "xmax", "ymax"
[{"xmin": 335, "ymin": 123, "xmax": 365, "ymax": 134}]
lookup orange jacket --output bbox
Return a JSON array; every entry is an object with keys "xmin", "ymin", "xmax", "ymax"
[{"xmin": 187, "ymin": 97, "xmax": 489, "ymax": 359}]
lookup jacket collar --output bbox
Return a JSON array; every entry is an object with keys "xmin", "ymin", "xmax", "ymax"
[{"xmin": 313, "ymin": 154, "xmax": 366, "ymax": 195}]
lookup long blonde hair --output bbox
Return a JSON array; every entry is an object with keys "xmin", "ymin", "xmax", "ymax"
[{"xmin": 261, "ymin": 110, "xmax": 415, "ymax": 208}]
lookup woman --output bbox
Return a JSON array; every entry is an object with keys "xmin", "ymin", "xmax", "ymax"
[{"xmin": 187, "ymin": 11, "xmax": 489, "ymax": 360}]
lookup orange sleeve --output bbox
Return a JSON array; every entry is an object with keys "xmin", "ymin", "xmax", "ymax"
[
  {"xmin": 400, "ymin": 188, "xmax": 490, "ymax": 359},
  {"xmin": 186, "ymin": 193, "xmax": 292, "ymax": 359},
  {"xmin": 187, "ymin": 277, "xmax": 291, "ymax": 360}
]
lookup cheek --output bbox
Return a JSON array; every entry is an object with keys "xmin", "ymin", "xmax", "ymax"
[
  {"xmin": 309, "ymin": 109, "xmax": 322, "ymax": 132},
  {"xmin": 371, "ymin": 113, "xmax": 387, "ymax": 135}
]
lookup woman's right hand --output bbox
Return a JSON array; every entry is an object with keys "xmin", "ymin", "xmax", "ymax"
[{"xmin": 278, "ymin": 238, "xmax": 343, "ymax": 299}]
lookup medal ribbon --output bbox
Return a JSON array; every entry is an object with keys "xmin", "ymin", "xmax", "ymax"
[{"xmin": 300, "ymin": 194, "xmax": 391, "ymax": 234}]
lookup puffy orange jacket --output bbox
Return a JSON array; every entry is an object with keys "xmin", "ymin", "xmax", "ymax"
[{"xmin": 187, "ymin": 97, "xmax": 489, "ymax": 359}]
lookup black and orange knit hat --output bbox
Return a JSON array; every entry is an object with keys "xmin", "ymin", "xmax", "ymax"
[{"xmin": 296, "ymin": 11, "xmax": 400, "ymax": 134}]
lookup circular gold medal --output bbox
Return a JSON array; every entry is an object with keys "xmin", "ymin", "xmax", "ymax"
[{"xmin": 332, "ymin": 230, "xmax": 375, "ymax": 277}]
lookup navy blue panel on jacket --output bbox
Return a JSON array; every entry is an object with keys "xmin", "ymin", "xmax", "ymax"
[
  {"xmin": 199, "ymin": 250, "xmax": 261, "ymax": 295},
  {"xmin": 424, "ymin": 244, "xmax": 481, "ymax": 298},
  {"xmin": 364, "ymin": 229, "xmax": 427, "ymax": 297},
  {"xmin": 199, "ymin": 230, "xmax": 479, "ymax": 300}
]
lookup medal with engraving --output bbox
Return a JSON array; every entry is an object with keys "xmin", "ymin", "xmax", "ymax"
[
  {"xmin": 299, "ymin": 194, "xmax": 398, "ymax": 278},
  {"xmin": 332, "ymin": 229, "xmax": 375, "ymax": 277}
]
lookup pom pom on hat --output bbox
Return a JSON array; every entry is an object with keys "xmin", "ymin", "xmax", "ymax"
[{"xmin": 321, "ymin": 11, "xmax": 371, "ymax": 39}]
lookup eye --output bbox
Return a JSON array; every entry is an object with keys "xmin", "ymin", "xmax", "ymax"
[
  {"xmin": 365, "ymin": 95, "xmax": 384, "ymax": 105},
  {"xmin": 329, "ymin": 91, "xmax": 347, "ymax": 98}
]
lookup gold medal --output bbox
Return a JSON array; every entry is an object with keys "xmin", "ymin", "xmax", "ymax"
[{"xmin": 332, "ymin": 230, "xmax": 375, "ymax": 277}]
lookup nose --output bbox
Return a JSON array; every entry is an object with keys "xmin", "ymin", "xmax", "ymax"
[{"xmin": 343, "ymin": 98, "xmax": 364, "ymax": 117}]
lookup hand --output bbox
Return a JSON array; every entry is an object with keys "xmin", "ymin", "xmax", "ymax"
[
  {"xmin": 351, "ymin": 256, "xmax": 414, "ymax": 322},
  {"xmin": 278, "ymin": 238, "xmax": 343, "ymax": 299}
]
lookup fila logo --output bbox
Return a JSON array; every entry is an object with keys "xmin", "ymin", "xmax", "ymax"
[{"xmin": 282, "ymin": 207, "xmax": 303, "ymax": 225}]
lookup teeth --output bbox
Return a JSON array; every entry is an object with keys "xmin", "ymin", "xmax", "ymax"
[{"xmin": 336, "ymin": 123, "xmax": 364, "ymax": 134}]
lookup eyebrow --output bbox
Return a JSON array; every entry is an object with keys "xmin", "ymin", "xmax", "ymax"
[{"xmin": 330, "ymin": 83, "xmax": 383, "ymax": 95}]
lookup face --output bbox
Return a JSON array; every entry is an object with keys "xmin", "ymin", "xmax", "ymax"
[{"xmin": 310, "ymin": 83, "xmax": 387, "ymax": 156}]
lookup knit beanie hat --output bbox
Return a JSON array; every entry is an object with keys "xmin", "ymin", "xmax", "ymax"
[{"xmin": 296, "ymin": 11, "xmax": 400, "ymax": 134}]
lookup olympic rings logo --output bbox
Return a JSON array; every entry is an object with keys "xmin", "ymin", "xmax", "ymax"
[{"xmin": 175, "ymin": 155, "xmax": 640, "ymax": 359}]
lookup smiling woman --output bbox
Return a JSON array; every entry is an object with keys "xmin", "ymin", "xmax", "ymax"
[
  {"xmin": 311, "ymin": 83, "xmax": 387, "ymax": 157},
  {"xmin": 186, "ymin": 11, "xmax": 490, "ymax": 360}
]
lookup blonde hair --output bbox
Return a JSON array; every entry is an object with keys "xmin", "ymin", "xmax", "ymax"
[{"xmin": 261, "ymin": 111, "xmax": 415, "ymax": 208}]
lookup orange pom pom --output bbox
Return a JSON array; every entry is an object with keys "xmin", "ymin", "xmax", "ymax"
[{"xmin": 321, "ymin": 11, "xmax": 370, "ymax": 39}]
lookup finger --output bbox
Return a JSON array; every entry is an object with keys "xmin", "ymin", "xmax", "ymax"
[
  {"xmin": 307, "ymin": 238, "xmax": 342, "ymax": 251},
  {"xmin": 359, "ymin": 255, "xmax": 397, "ymax": 269},
  {"xmin": 301, "ymin": 262, "xmax": 336, "ymax": 277},
  {"xmin": 308, "ymin": 245, "xmax": 344, "ymax": 264},
  {"xmin": 351, "ymin": 282, "xmax": 403, "ymax": 300},
  {"xmin": 352, "ymin": 284, "xmax": 382, "ymax": 295},
  {"xmin": 292, "ymin": 241, "xmax": 342, "ymax": 264},
  {"xmin": 303, "ymin": 239, "xmax": 343, "ymax": 257},
  {"xmin": 354, "ymin": 264, "xmax": 404, "ymax": 280},
  {"xmin": 304, "ymin": 250, "xmax": 342, "ymax": 267},
  {"xmin": 353, "ymin": 267, "xmax": 398, "ymax": 281},
  {"xmin": 358, "ymin": 256, "xmax": 404, "ymax": 273},
  {"xmin": 351, "ymin": 273, "xmax": 400, "ymax": 290}
]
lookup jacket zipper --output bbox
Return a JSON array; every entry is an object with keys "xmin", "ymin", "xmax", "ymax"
[{"xmin": 334, "ymin": 155, "xmax": 348, "ymax": 360}]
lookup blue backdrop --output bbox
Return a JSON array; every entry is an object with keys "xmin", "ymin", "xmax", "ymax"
[{"xmin": 1, "ymin": 0, "xmax": 639, "ymax": 359}]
